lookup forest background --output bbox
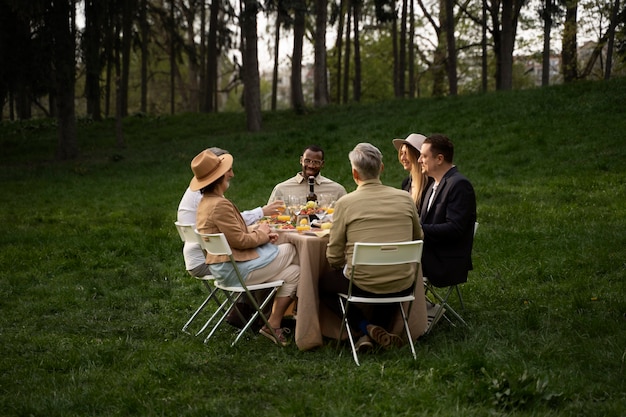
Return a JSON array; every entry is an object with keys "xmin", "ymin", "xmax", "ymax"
[{"xmin": 0, "ymin": 0, "xmax": 625, "ymax": 160}]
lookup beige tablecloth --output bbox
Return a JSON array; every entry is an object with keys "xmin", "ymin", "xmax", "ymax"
[{"xmin": 278, "ymin": 231, "xmax": 428, "ymax": 351}]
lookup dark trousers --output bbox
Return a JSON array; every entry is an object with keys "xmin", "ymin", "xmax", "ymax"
[{"xmin": 319, "ymin": 268, "xmax": 413, "ymax": 333}]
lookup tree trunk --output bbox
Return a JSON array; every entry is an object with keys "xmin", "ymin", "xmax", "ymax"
[
  {"xmin": 398, "ymin": 0, "xmax": 407, "ymax": 97},
  {"xmin": 51, "ymin": 0, "xmax": 79, "ymax": 160},
  {"xmin": 242, "ymin": 0, "xmax": 262, "ymax": 131},
  {"xmin": 432, "ymin": 0, "xmax": 446, "ymax": 96},
  {"xmin": 408, "ymin": 0, "xmax": 415, "ymax": 97},
  {"xmin": 272, "ymin": 14, "xmax": 281, "ymax": 111},
  {"xmin": 392, "ymin": 0, "xmax": 399, "ymax": 97},
  {"xmin": 169, "ymin": 0, "xmax": 176, "ymax": 114},
  {"xmin": 206, "ymin": 0, "xmax": 219, "ymax": 112},
  {"xmin": 444, "ymin": 0, "xmax": 457, "ymax": 95},
  {"xmin": 121, "ymin": 0, "xmax": 135, "ymax": 117},
  {"xmin": 291, "ymin": 0, "xmax": 306, "ymax": 113},
  {"xmin": 84, "ymin": 0, "xmax": 102, "ymax": 120},
  {"xmin": 334, "ymin": 0, "xmax": 345, "ymax": 103},
  {"xmin": 562, "ymin": 0, "xmax": 578, "ymax": 83},
  {"xmin": 541, "ymin": 0, "xmax": 553, "ymax": 86},
  {"xmin": 342, "ymin": 0, "xmax": 352, "ymax": 103},
  {"xmin": 500, "ymin": 0, "xmax": 514, "ymax": 90},
  {"xmin": 482, "ymin": 0, "xmax": 488, "ymax": 92},
  {"xmin": 140, "ymin": 0, "xmax": 149, "ymax": 113},
  {"xmin": 352, "ymin": 0, "xmax": 361, "ymax": 102},
  {"xmin": 605, "ymin": 0, "xmax": 620, "ymax": 80},
  {"xmin": 314, "ymin": 0, "xmax": 329, "ymax": 107}
]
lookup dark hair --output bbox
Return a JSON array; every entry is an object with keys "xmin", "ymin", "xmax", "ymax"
[
  {"xmin": 303, "ymin": 145, "xmax": 325, "ymax": 160},
  {"xmin": 199, "ymin": 175, "xmax": 225, "ymax": 194},
  {"xmin": 424, "ymin": 134, "xmax": 454, "ymax": 163}
]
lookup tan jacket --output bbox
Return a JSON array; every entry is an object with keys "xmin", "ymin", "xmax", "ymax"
[
  {"xmin": 326, "ymin": 179, "xmax": 423, "ymax": 293},
  {"xmin": 196, "ymin": 192, "xmax": 270, "ymax": 264}
]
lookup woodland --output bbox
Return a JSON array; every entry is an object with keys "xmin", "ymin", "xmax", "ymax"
[{"xmin": 0, "ymin": 0, "xmax": 624, "ymax": 159}]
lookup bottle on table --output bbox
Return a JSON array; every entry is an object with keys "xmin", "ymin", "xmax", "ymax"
[{"xmin": 306, "ymin": 176, "xmax": 317, "ymax": 203}]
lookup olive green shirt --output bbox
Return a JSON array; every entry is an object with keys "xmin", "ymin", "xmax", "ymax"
[{"xmin": 326, "ymin": 179, "xmax": 423, "ymax": 293}]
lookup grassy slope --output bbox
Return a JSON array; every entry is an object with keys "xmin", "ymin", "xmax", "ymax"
[{"xmin": 0, "ymin": 78, "xmax": 625, "ymax": 416}]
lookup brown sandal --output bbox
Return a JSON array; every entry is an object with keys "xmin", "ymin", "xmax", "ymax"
[{"xmin": 259, "ymin": 326, "xmax": 291, "ymax": 347}]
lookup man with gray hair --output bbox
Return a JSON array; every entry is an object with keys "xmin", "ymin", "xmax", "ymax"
[{"xmin": 320, "ymin": 143, "xmax": 426, "ymax": 352}]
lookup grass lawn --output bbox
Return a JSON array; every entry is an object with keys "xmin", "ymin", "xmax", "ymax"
[{"xmin": 1, "ymin": 78, "xmax": 625, "ymax": 416}]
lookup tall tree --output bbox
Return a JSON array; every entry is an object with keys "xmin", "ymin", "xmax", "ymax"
[
  {"xmin": 499, "ymin": 0, "xmax": 515, "ymax": 90},
  {"xmin": 444, "ymin": 0, "xmax": 457, "ymax": 95},
  {"xmin": 398, "ymin": 0, "xmax": 408, "ymax": 97},
  {"xmin": 342, "ymin": 0, "xmax": 352, "ymax": 103},
  {"xmin": 540, "ymin": 0, "xmax": 554, "ymax": 86},
  {"xmin": 561, "ymin": 0, "xmax": 578, "ymax": 82},
  {"xmin": 291, "ymin": 0, "xmax": 307, "ymax": 113},
  {"xmin": 604, "ymin": 0, "xmax": 621, "ymax": 79},
  {"xmin": 206, "ymin": 0, "xmax": 221, "ymax": 112},
  {"xmin": 139, "ymin": 0, "xmax": 149, "ymax": 113},
  {"xmin": 241, "ymin": 0, "xmax": 262, "ymax": 130},
  {"xmin": 334, "ymin": 0, "xmax": 346, "ymax": 103},
  {"xmin": 121, "ymin": 0, "xmax": 137, "ymax": 117},
  {"xmin": 352, "ymin": 0, "xmax": 362, "ymax": 101},
  {"xmin": 83, "ymin": 0, "xmax": 104, "ymax": 120},
  {"xmin": 48, "ymin": 0, "xmax": 79, "ymax": 159},
  {"xmin": 314, "ymin": 0, "xmax": 330, "ymax": 106}
]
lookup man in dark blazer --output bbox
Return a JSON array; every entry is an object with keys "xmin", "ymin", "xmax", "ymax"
[{"xmin": 418, "ymin": 134, "xmax": 476, "ymax": 287}]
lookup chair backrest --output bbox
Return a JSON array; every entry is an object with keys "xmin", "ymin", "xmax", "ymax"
[
  {"xmin": 174, "ymin": 221, "xmax": 201, "ymax": 244},
  {"xmin": 352, "ymin": 240, "xmax": 423, "ymax": 267},
  {"xmin": 195, "ymin": 232, "xmax": 233, "ymax": 257}
]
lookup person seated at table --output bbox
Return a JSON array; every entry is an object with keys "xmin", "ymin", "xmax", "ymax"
[
  {"xmin": 178, "ymin": 147, "xmax": 284, "ymax": 278},
  {"xmin": 319, "ymin": 142, "xmax": 424, "ymax": 352},
  {"xmin": 418, "ymin": 134, "xmax": 476, "ymax": 288},
  {"xmin": 190, "ymin": 149, "xmax": 300, "ymax": 346},
  {"xmin": 392, "ymin": 133, "xmax": 433, "ymax": 214},
  {"xmin": 267, "ymin": 145, "xmax": 348, "ymax": 203}
]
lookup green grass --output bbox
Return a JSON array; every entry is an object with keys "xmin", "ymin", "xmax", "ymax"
[{"xmin": 1, "ymin": 78, "xmax": 625, "ymax": 416}]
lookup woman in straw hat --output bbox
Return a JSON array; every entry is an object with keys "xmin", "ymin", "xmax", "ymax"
[
  {"xmin": 191, "ymin": 150, "xmax": 299, "ymax": 346},
  {"xmin": 392, "ymin": 133, "xmax": 433, "ymax": 213}
]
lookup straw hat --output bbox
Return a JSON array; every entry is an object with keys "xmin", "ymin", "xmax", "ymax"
[
  {"xmin": 189, "ymin": 150, "xmax": 233, "ymax": 191},
  {"xmin": 392, "ymin": 133, "xmax": 427, "ymax": 153}
]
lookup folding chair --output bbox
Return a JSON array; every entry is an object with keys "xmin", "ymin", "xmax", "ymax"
[
  {"xmin": 174, "ymin": 222, "xmax": 224, "ymax": 335},
  {"xmin": 337, "ymin": 240, "xmax": 424, "ymax": 366},
  {"xmin": 194, "ymin": 231, "xmax": 285, "ymax": 346},
  {"xmin": 424, "ymin": 222, "xmax": 479, "ymax": 333}
]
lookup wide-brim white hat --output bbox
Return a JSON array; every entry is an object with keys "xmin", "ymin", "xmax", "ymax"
[{"xmin": 392, "ymin": 133, "xmax": 427, "ymax": 153}]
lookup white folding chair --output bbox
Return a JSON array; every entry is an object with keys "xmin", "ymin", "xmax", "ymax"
[
  {"xmin": 337, "ymin": 240, "xmax": 424, "ymax": 366},
  {"xmin": 195, "ymin": 231, "xmax": 285, "ymax": 346},
  {"xmin": 174, "ymin": 222, "xmax": 226, "ymax": 336},
  {"xmin": 424, "ymin": 222, "xmax": 479, "ymax": 333}
]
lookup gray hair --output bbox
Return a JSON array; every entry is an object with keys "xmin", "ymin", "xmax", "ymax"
[
  {"xmin": 207, "ymin": 147, "xmax": 228, "ymax": 157},
  {"xmin": 348, "ymin": 142, "xmax": 383, "ymax": 180}
]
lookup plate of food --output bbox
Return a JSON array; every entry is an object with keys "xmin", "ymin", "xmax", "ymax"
[{"xmin": 258, "ymin": 215, "xmax": 297, "ymax": 231}]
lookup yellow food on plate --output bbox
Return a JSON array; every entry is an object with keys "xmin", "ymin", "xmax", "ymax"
[
  {"xmin": 320, "ymin": 222, "xmax": 333, "ymax": 230},
  {"xmin": 299, "ymin": 218, "xmax": 309, "ymax": 225},
  {"xmin": 276, "ymin": 215, "xmax": 291, "ymax": 222}
]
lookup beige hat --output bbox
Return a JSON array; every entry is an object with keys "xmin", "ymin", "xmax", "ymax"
[
  {"xmin": 189, "ymin": 150, "xmax": 233, "ymax": 191},
  {"xmin": 392, "ymin": 133, "xmax": 427, "ymax": 153}
]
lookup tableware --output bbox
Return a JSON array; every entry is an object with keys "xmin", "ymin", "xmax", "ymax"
[{"xmin": 296, "ymin": 215, "xmax": 311, "ymax": 234}]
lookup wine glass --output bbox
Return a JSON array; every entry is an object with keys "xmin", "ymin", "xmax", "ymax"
[
  {"xmin": 271, "ymin": 193, "xmax": 287, "ymax": 216},
  {"xmin": 295, "ymin": 214, "xmax": 311, "ymax": 234},
  {"xmin": 317, "ymin": 193, "xmax": 336, "ymax": 220},
  {"xmin": 288, "ymin": 195, "xmax": 305, "ymax": 220}
]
